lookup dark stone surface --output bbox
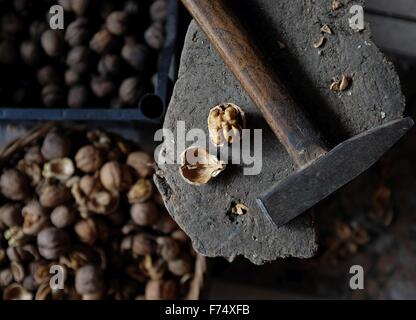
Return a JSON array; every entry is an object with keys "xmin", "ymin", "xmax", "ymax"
[{"xmin": 155, "ymin": 0, "xmax": 405, "ymax": 264}]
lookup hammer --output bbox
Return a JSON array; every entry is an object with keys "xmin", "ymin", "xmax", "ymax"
[{"xmin": 181, "ymin": 0, "xmax": 413, "ymax": 227}]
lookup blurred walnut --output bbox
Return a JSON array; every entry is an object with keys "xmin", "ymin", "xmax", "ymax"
[
  {"xmin": 100, "ymin": 161, "xmax": 133, "ymax": 192},
  {"xmin": 75, "ymin": 145, "xmax": 103, "ymax": 173},
  {"xmin": 168, "ymin": 255, "xmax": 193, "ymax": 276},
  {"xmin": 121, "ymin": 43, "xmax": 149, "ymax": 72},
  {"xmin": 145, "ymin": 279, "xmax": 177, "ymax": 300},
  {"xmin": 98, "ymin": 54, "xmax": 123, "ymax": 78},
  {"xmin": 58, "ymin": 0, "xmax": 72, "ymax": 11},
  {"xmin": 68, "ymin": 85, "xmax": 90, "ymax": 108},
  {"xmin": 79, "ymin": 175, "xmax": 102, "ymax": 196},
  {"xmin": 37, "ymin": 227, "xmax": 70, "ymax": 260},
  {"xmin": 157, "ymin": 237, "xmax": 180, "ymax": 262},
  {"xmin": 0, "ymin": 269, "xmax": 13, "ymax": 288},
  {"xmin": 1, "ymin": 13, "xmax": 24, "ymax": 36},
  {"xmin": 89, "ymin": 29, "xmax": 116, "ymax": 54},
  {"xmin": 91, "ymin": 76, "xmax": 115, "ymax": 98},
  {"xmin": 41, "ymin": 30, "xmax": 64, "ymax": 58},
  {"xmin": 65, "ymin": 17, "xmax": 91, "ymax": 47},
  {"xmin": 132, "ymin": 233, "xmax": 156, "ymax": 256},
  {"xmin": 141, "ymin": 255, "xmax": 167, "ymax": 281},
  {"xmin": 41, "ymin": 131, "xmax": 71, "ymax": 160},
  {"xmin": 65, "ymin": 69, "xmax": 82, "ymax": 86},
  {"xmin": 10, "ymin": 261, "xmax": 25, "ymax": 282},
  {"xmin": 0, "ymin": 204, "xmax": 22, "ymax": 228},
  {"xmin": 37, "ymin": 66, "xmax": 60, "ymax": 87},
  {"xmin": 0, "ymin": 169, "xmax": 30, "ymax": 201},
  {"xmin": 39, "ymin": 184, "xmax": 71, "ymax": 208},
  {"xmin": 74, "ymin": 218, "xmax": 97, "ymax": 245},
  {"xmin": 119, "ymin": 77, "xmax": 145, "ymax": 104},
  {"xmin": 71, "ymin": 0, "xmax": 93, "ymax": 16},
  {"xmin": 106, "ymin": 11, "xmax": 130, "ymax": 36},
  {"xmin": 20, "ymin": 40, "xmax": 42, "ymax": 66},
  {"xmin": 51, "ymin": 206, "xmax": 76, "ymax": 228},
  {"xmin": 6, "ymin": 246, "xmax": 31, "ymax": 263},
  {"xmin": 127, "ymin": 151, "xmax": 154, "ymax": 178},
  {"xmin": 208, "ymin": 103, "xmax": 246, "ymax": 146},
  {"xmin": 87, "ymin": 191, "xmax": 119, "ymax": 215},
  {"xmin": 179, "ymin": 147, "xmax": 226, "ymax": 186},
  {"xmin": 67, "ymin": 46, "xmax": 93, "ymax": 73},
  {"xmin": 75, "ymin": 265, "xmax": 105, "ymax": 299},
  {"xmin": 3, "ymin": 283, "xmax": 32, "ymax": 300},
  {"xmin": 43, "ymin": 158, "xmax": 75, "ymax": 181},
  {"xmin": 150, "ymin": 0, "xmax": 168, "ymax": 22},
  {"xmin": 22, "ymin": 201, "xmax": 49, "ymax": 236},
  {"xmin": 0, "ymin": 41, "xmax": 18, "ymax": 65},
  {"xmin": 144, "ymin": 22, "xmax": 165, "ymax": 50},
  {"xmin": 130, "ymin": 202, "xmax": 159, "ymax": 226},
  {"xmin": 41, "ymin": 85, "xmax": 66, "ymax": 108},
  {"xmin": 128, "ymin": 179, "xmax": 153, "ymax": 204}
]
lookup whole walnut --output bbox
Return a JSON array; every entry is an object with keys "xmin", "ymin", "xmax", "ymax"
[
  {"xmin": 65, "ymin": 69, "xmax": 83, "ymax": 86},
  {"xmin": 41, "ymin": 30, "xmax": 64, "ymax": 58},
  {"xmin": 121, "ymin": 43, "xmax": 149, "ymax": 72},
  {"xmin": 37, "ymin": 227, "xmax": 70, "ymax": 260},
  {"xmin": 91, "ymin": 76, "xmax": 115, "ymax": 98},
  {"xmin": 68, "ymin": 85, "xmax": 89, "ymax": 108},
  {"xmin": 39, "ymin": 184, "xmax": 71, "ymax": 208},
  {"xmin": 106, "ymin": 11, "xmax": 130, "ymax": 36},
  {"xmin": 1, "ymin": 13, "xmax": 24, "ymax": 36},
  {"xmin": 79, "ymin": 175, "xmax": 102, "ymax": 196},
  {"xmin": 150, "ymin": 0, "xmax": 168, "ymax": 22},
  {"xmin": 144, "ymin": 22, "xmax": 165, "ymax": 50},
  {"xmin": 168, "ymin": 255, "xmax": 193, "ymax": 276},
  {"xmin": 119, "ymin": 77, "xmax": 145, "ymax": 104},
  {"xmin": 153, "ymin": 213, "xmax": 178, "ymax": 234},
  {"xmin": 75, "ymin": 145, "xmax": 103, "ymax": 173},
  {"xmin": 89, "ymin": 29, "xmax": 116, "ymax": 54},
  {"xmin": 74, "ymin": 218, "xmax": 97, "ymax": 245},
  {"xmin": 98, "ymin": 54, "xmax": 122, "ymax": 78},
  {"xmin": 41, "ymin": 85, "xmax": 66, "ymax": 108},
  {"xmin": 100, "ymin": 161, "xmax": 132, "ymax": 192},
  {"xmin": 58, "ymin": 0, "xmax": 72, "ymax": 11},
  {"xmin": 37, "ymin": 66, "xmax": 60, "ymax": 86},
  {"xmin": 130, "ymin": 202, "xmax": 159, "ymax": 226},
  {"xmin": 132, "ymin": 233, "xmax": 156, "ymax": 256},
  {"xmin": 0, "ymin": 169, "xmax": 29, "ymax": 201},
  {"xmin": 75, "ymin": 265, "xmax": 105, "ymax": 299},
  {"xmin": 20, "ymin": 40, "xmax": 42, "ymax": 66},
  {"xmin": 65, "ymin": 18, "xmax": 91, "ymax": 47},
  {"xmin": 127, "ymin": 151, "xmax": 154, "ymax": 178},
  {"xmin": 22, "ymin": 201, "xmax": 49, "ymax": 236},
  {"xmin": 157, "ymin": 237, "xmax": 181, "ymax": 261},
  {"xmin": 0, "ymin": 41, "xmax": 18, "ymax": 65},
  {"xmin": 145, "ymin": 279, "xmax": 177, "ymax": 300},
  {"xmin": 0, "ymin": 204, "xmax": 22, "ymax": 228},
  {"xmin": 41, "ymin": 131, "xmax": 71, "ymax": 160},
  {"xmin": 66, "ymin": 46, "xmax": 93, "ymax": 73},
  {"xmin": 51, "ymin": 206, "xmax": 76, "ymax": 228}
]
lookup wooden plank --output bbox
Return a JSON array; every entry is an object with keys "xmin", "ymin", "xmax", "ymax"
[
  {"xmin": 367, "ymin": 14, "xmax": 416, "ymax": 58},
  {"xmin": 366, "ymin": 0, "xmax": 416, "ymax": 20}
]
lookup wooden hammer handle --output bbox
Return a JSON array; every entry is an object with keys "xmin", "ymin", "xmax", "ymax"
[{"xmin": 181, "ymin": 0, "xmax": 328, "ymax": 167}]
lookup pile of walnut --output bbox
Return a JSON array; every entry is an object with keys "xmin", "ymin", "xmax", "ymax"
[
  {"xmin": 0, "ymin": 127, "xmax": 197, "ymax": 300},
  {"xmin": 0, "ymin": 0, "xmax": 167, "ymax": 108}
]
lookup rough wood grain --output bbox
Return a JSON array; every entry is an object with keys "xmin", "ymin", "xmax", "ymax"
[{"xmin": 155, "ymin": 0, "xmax": 405, "ymax": 264}]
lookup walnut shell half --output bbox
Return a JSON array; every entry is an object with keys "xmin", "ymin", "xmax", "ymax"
[
  {"xmin": 208, "ymin": 103, "xmax": 246, "ymax": 146},
  {"xmin": 179, "ymin": 147, "xmax": 226, "ymax": 186}
]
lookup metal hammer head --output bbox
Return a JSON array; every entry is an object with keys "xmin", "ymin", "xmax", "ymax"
[{"xmin": 257, "ymin": 117, "xmax": 414, "ymax": 227}]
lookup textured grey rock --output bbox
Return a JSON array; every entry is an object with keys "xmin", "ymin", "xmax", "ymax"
[{"xmin": 155, "ymin": 0, "xmax": 405, "ymax": 264}]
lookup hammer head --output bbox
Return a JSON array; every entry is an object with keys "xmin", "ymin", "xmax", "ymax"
[{"xmin": 257, "ymin": 117, "xmax": 414, "ymax": 228}]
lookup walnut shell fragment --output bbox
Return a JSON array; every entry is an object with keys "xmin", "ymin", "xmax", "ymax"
[
  {"xmin": 208, "ymin": 103, "xmax": 246, "ymax": 146},
  {"xmin": 320, "ymin": 24, "xmax": 333, "ymax": 34},
  {"xmin": 179, "ymin": 147, "xmax": 226, "ymax": 186},
  {"xmin": 313, "ymin": 36, "xmax": 326, "ymax": 48}
]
